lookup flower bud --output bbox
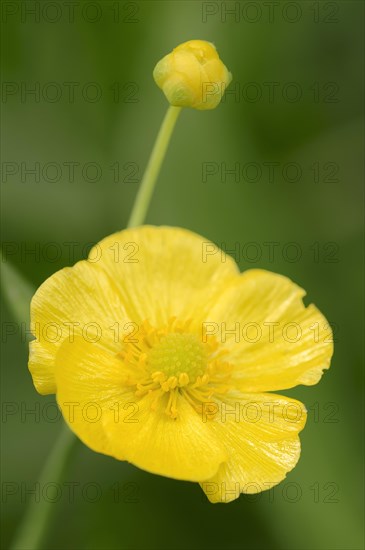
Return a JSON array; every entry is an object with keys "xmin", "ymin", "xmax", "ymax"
[{"xmin": 153, "ymin": 40, "xmax": 232, "ymax": 110}]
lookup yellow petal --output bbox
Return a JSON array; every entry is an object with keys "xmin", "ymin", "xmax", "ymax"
[
  {"xmin": 205, "ymin": 269, "xmax": 333, "ymax": 392},
  {"xmin": 88, "ymin": 226, "xmax": 239, "ymax": 328},
  {"xmin": 55, "ymin": 336, "xmax": 227, "ymax": 480},
  {"xmin": 104, "ymin": 392, "xmax": 227, "ymax": 481},
  {"xmin": 29, "ymin": 261, "xmax": 130, "ymax": 395},
  {"xmin": 201, "ymin": 393, "xmax": 307, "ymax": 503},
  {"xmin": 55, "ymin": 336, "xmax": 132, "ymax": 457}
]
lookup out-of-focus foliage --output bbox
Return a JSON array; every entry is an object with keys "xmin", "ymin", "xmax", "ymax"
[{"xmin": 1, "ymin": 1, "xmax": 363, "ymax": 549}]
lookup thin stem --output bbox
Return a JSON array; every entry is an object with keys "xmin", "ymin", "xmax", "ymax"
[
  {"xmin": 127, "ymin": 105, "xmax": 182, "ymax": 228},
  {"xmin": 10, "ymin": 423, "xmax": 77, "ymax": 550}
]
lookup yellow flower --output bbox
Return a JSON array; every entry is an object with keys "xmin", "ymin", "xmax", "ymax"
[
  {"xmin": 29, "ymin": 226, "xmax": 333, "ymax": 503},
  {"xmin": 153, "ymin": 40, "xmax": 232, "ymax": 110}
]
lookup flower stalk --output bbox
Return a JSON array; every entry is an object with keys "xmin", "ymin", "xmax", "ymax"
[
  {"xmin": 127, "ymin": 105, "xmax": 181, "ymax": 228},
  {"xmin": 10, "ymin": 424, "xmax": 76, "ymax": 550}
]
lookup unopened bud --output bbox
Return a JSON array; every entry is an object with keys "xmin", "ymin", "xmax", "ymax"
[{"xmin": 153, "ymin": 40, "xmax": 232, "ymax": 110}]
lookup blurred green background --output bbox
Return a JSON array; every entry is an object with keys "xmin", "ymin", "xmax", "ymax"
[{"xmin": 1, "ymin": 1, "xmax": 364, "ymax": 549}]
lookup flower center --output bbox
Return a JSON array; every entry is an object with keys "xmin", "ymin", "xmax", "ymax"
[
  {"xmin": 147, "ymin": 333, "xmax": 207, "ymax": 383},
  {"xmin": 118, "ymin": 319, "xmax": 232, "ymax": 419}
]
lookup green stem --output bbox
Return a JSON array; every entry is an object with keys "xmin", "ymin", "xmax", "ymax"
[
  {"xmin": 10, "ymin": 103, "xmax": 182, "ymax": 550},
  {"xmin": 127, "ymin": 105, "xmax": 182, "ymax": 228},
  {"xmin": 10, "ymin": 424, "xmax": 77, "ymax": 550}
]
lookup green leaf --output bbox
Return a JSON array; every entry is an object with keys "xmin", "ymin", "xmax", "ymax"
[{"xmin": 0, "ymin": 253, "xmax": 35, "ymax": 327}]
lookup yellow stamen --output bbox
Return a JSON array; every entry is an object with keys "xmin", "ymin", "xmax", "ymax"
[{"xmin": 119, "ymin": 319, "xmax": 233, "ymax": 419}]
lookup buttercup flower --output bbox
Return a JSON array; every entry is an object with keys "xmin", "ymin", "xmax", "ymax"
[
  {"xmin": 153, "ymin": 40, "xmax": 232, "ymax": 110},
  {"xmin": 29, "ymin": 226, "xmax": 333, "ymax": 503}
]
